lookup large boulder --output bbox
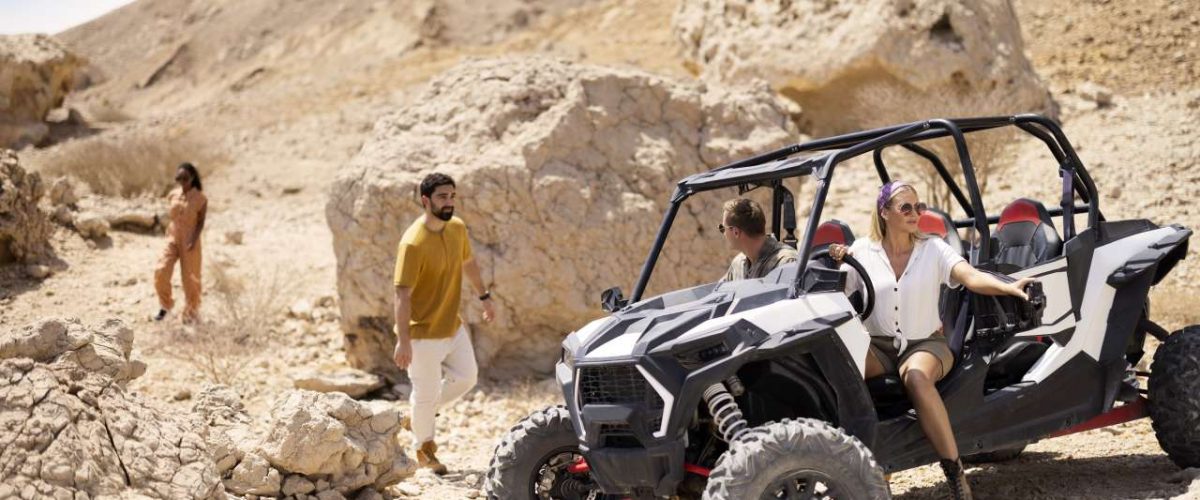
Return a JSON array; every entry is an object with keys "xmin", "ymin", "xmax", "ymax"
[
  {"xmin": 326, "ymin": 56, "xmax": 797, "ymax": 376},
  {"xmin": 0, "ymin": 35, "xmax": 84, "ymax": 148},
  {"xmin": 673, "ymin": 0, "xmax": 1055, "ymax": 134},
  {"xmin": 0, "ymin": 149, "xmax": 52, "ymax": 264},
  {"xmin": 0, "ymin": 318, "xmax": 222, "ymax": 499}
]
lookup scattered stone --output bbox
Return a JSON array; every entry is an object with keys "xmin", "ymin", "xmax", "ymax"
[
  {"xmin": 224, "ymin": 230, "xmax": 244, "ymax": 245},
  {"xmin": 73, "ymin": 212, "xmax": 111, "ymax": 240},
  {"xmin": 1078, "ymin": 81, "xmax": 1114, "ymax": 107},
  {"xmin": 47, "ymin": 176, "xmax": 78, "ymax": 207},
  {"xmin": 289, "ymin": 299, "xmax": 314, "ymax": 319},
  {"xmin": 24, "ymin": 264, "xmax": 51, "ymax": 280},
  {"xmin": 293, "ymin": 368, "xmax": 385, "ymax": 398},
  {"xmin": 282, "ymin": 475, "xmax": 316, "ymax": 496},
  {"xmin": 397, "ymin": 483, "xmax": 422, "ymax": 496},
  {"xmin": 174, "ymin": 388, "xmax": 193, "ymax": 401},
  {"xmin": 282, "ymin": 186, "xmax": 303, "ymax": 195}
]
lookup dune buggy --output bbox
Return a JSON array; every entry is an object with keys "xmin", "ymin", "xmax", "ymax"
[{"xmin": 485, "ymin": 115, "xmax": 1200, "ymax": 499}]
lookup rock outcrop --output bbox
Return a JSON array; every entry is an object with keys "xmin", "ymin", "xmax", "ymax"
[
  {"xmin": 0, "ymin": 149, "xmax": 52, "ymax": 263},
  {"xmin": 673, "ymin": 0, "xmax": 1056, "ymax": 134},
  {"xmin": 326, "ymin": 56, "xmax": 797, "ymax": 376},
  {"xmin": 202, "ymin": 389, "xmax": 415, "ymax": 496},
  {"xmin": 0, "ymin": 318, "xmax": 221, "ymax": 499},
  {"xmin": 0, "ymin": 35, "xmax": 85, "ymax": 148}
]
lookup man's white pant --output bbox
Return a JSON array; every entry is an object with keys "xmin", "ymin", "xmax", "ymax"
[{"xmin": 408, "ymin": 325, "xmax": 478, "ymax": 445}]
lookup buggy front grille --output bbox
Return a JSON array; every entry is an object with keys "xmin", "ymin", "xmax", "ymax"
[{"xmin": 578, "ymin": 365, "xmax": 664, "ymax": 411}]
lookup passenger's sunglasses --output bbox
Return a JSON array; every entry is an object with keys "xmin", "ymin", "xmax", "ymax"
[
  {"xmin": 895, "ymin": 202, "xmax": 928, "ymax": 215},
  {"xmin": 718, "ymin": 223, "xmax": 732, "ymax": 234}
]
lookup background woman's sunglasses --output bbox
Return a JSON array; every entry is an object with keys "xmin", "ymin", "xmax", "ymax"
[{"xmin": 897, "ymin": 202, "xmax": 928, "ymax": 215}]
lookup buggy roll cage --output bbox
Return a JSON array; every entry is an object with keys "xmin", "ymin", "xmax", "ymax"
[{"xmin": 628, "ymin": 114, "xmax": 1104, "ymax": 303}]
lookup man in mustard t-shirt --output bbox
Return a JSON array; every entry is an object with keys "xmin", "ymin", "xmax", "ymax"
[{"xmin": 393, "ymin": 173, "xmax": 495, "ymax": 475}]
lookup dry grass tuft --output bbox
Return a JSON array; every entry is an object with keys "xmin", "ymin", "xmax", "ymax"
[
  {"xmin": 159, "ymin": 262, "xmax": 287, "ymax": 385},
  {"xmin": 31, "ymin": 128, "xmax": 225, "ymax": 198}
]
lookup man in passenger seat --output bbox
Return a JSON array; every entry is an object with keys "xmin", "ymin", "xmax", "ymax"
[{"xmin": 719, "ymin": 198, "xmax": 798, "ymax": 281}]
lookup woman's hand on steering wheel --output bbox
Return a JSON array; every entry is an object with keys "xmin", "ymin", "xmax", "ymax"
[{"xmin": 828, "ymin": 243, "xmax": 851, "ymax": 263}]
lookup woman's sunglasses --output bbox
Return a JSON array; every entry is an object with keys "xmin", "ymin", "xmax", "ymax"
[{"xmin": 895, "ymin": 202, "xmax": 928, "ymax": 215}]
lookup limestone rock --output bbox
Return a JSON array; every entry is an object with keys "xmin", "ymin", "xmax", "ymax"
[
  {"xmin": 0, "ymin": 149, "xmax": 52, "ymax": 263},
  {"xmin": 255, "ymin": 390, "xmax": 415, "ymax": 493},
  {"xmin": 293, "ymin": 368, "xmax": 385, "ymax": 398},
  {"xmin": 47, "ymin": 176, "xmax": 78, "ymax": 207},
  {"xmin": 326, "ymin": 56, "xmax": 796, "ymax": 376},
  {"xmin": 0, "ymin": 317, "xmax": 146, "ymax": 383},
  {"xmin": 190, "ymin": 384, "xmax": 254, "ymax": 474},
  {"xmin": 74, "ymin": 211, "xmax": 111, "ymax": 240},
  {"xmin": 673, "ymin": 0, "xmax": 1056, "ymax": 134},
  {"xmin": 0, "ymin": 319, "xmax": 222, "ymax": 499},
  {"xmin": 282, "ymin": 474, "xmax": 317, "ymax": 496},
  {"xmin": 0, "ymin": 35, "xmax": 84, "ymax": 148},
  {"xmin": 24, "ymin": 264, "xmax": 51, "ymax": 280},
  {"xmin": 224, "ymin": 453, "xmax": 282, "ymax": 496}
]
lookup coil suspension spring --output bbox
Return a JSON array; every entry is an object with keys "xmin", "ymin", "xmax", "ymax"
[{"xmin": 703, "ymin": 381, "xmax": 749, "ymax": 442}]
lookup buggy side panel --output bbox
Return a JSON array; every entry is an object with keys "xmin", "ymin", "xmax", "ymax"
[{"xmin": 1024, "ymin": 224, "xmax": 1179, "ymax": 382}]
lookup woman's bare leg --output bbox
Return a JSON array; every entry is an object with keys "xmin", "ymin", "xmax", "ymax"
[{"xmin": 899, "ymin": 352, "xmax": 957, "ymax": 459}]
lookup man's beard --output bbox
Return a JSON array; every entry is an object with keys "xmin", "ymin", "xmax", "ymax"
[{"xmin": 434, "ymin": 206, "xmax": 454, "ymax": 221}]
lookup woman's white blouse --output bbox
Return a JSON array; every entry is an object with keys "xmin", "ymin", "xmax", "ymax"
[{"xmin": 843, "ymin": 237, "xmax": 967, "ymax": 353}]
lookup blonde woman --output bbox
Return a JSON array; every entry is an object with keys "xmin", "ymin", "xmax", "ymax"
[{"xmin": 829, "ymin": 181, "xmax": 1034, "ymax": 500}]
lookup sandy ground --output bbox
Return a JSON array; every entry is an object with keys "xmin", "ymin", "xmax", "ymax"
[{"xmin": 2, "ymin": 0, "xmax": 1199, "ymax": 498}]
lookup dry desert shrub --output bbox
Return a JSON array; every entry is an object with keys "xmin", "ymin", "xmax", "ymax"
[
  {"xmin": 160, "ymin": 262, "xmax": 286, "ymax": 385},
  {"xmin": 32, "ymin": 128, "xmax": 225, "ymax": 198}
]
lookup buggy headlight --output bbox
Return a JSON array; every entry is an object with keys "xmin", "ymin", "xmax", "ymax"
[{"xmin": 561, "ymin": 347, "xmax": 576, "ymax": 370}]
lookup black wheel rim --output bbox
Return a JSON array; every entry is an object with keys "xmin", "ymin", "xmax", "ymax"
[
  {"xmin": 762, "ymin": 469, "xmax": 845, "ymax": 500},
  {"xmin": 529, "ymin": 447, "xmax": 604, "ymax": 500}
]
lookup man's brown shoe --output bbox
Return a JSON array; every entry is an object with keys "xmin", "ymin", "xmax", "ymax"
[{"xmin": 417, "ymin": 441, "xmax": 448, "ymax": 475}]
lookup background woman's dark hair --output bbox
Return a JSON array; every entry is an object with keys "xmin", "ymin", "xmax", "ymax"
[
  {"xmin": 178, "ymin": 162, "xmax": 202, "ymax": 191},
  {"xmin": 419, "ymin": 172, "xmax": 455, "ymax": 198}
]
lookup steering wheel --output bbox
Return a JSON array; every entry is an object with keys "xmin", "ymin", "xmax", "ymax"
[{"xmin": 808, "ymin": 248, "xmax": 875, "ymax": 321}]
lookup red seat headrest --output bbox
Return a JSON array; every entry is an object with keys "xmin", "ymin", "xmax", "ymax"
[{"xmin": 998, "ymin": 198, "xmax": 1050, "ymax": 231}]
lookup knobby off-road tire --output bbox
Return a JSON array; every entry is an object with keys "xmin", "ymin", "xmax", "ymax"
[
  {"xmin": 1149, "ymin": 326, "xmax": 1200, "ymax": 468},
  {"xmin": 964, "ymin": 444, "xmax": 1026, "ymax": 464},
  {"xmin": 485, "ymin": 405, "xmax": 592, "ymax": 500},
  {"xmin": 702, "ymin": 418, "xmax": 891, "ymax": 499}
]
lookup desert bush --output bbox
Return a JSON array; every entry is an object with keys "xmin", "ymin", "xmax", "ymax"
[
  {"xmin": 158, "ymin": 262, "xmax": 287, "ymax": 385},
  {"xmin": 31, "ymin": 127, "xmax": 225, "ymax": 198}
]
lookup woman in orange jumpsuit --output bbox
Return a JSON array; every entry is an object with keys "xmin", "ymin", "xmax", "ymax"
[{"xmin": 154, "ymin": 163, "xmax": 208, "ymax": 323}]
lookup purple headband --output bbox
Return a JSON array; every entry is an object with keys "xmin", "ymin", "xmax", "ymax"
[{"xmin": 877, "ymin": 181, "xmax": 910, "ymax": 211}]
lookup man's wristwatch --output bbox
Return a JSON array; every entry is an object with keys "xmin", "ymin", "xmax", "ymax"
[{"xmin": 479, "ymin": 291, "xmax": 492, "ymax": 301}]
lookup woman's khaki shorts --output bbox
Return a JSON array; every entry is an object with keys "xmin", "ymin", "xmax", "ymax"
[{"xmin": 869, "ymin": 334, "xmax": 954, "ymax": 379}]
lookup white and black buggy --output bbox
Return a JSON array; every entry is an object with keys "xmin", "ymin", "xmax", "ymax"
[{"xmin": 484, "ymin": 115, "xmax": 1200, "ymax": 499}]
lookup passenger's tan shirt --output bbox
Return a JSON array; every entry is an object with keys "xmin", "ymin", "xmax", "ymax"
[{"xmin": 723, "ymin": 236, "xmax": 799, "ymax": 281}]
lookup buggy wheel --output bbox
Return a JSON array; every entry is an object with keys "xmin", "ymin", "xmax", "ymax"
[
  {"xmin": 702, "ymin": 418, "xmax": 890, "ymax": 499},
  {"xmin": 485, "ymin": 406, "xmax": 609, "ymax": 500},
  {"xmin": 1149, "ymin": 326, "xmax": 1200, "ymax": 468},
  {"xmin": 964, "ymin": 444, "xmax": 1025, "ymax": 464}
]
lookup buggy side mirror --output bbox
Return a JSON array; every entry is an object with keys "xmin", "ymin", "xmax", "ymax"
[{"xmin": 601, "ymin": 287, "xmax": 627, "ymax": 313}]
